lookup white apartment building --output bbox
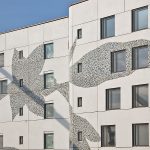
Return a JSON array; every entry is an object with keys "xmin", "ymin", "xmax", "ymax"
[{"xmin": 0, "ymin": 0, "xmax": 150, "ymax": 150}]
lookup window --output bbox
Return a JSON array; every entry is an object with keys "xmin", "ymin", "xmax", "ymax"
[
  {"xmin": 132, "ymin": 6, "xmax": 148, "ymax": 32},
  {"xmin": 19, "ymin": 107, "xmax": 23, "ymax": 116},
  {"xmin": 132, "ymin": 46, "xmax": 148, "ymax": 70},
  {"xmin": 133, "ymin": 124, "xmax": 149, "ymax": 146},
  {"xmin": 77, "ymin": 29, "xmax": 82, "ymax": 39},
  {"xmin": 19, "ymin": 51, "xmax": 23, "ymax": 59},
  {"xmin": 44, "ymin": 133, "xmax": 54, "ymax": 149},
  {"xmin": 0, "ymin": 53, "xmax": 4, "ymax": 67},
  {"xmin": 19, "ymin": 136, "xmax": 23, "ymax": 145},
  {"xmin": 19, "ymin": 79, "xmax": 23, "ymax": 87},
  {"xmin": 132, "ymin": 84, "xmax": 148, "ymax": 108},
  {"xmin": 101, "ymin": 125, "xmax": 115, "ymax": 147},
  {"xmin": 44, "ymin": 103, "xmax": 54, "ymax": 119},
  {"xmin": 106, "ymin": 88, "xmax": 120, "ymax": 110},
  {"xmin": 101, "ymin": 15, "xmax": 115, "ymax": 39},
  {"xmin": 77, "ymin": 63, "xmax": 82, "ymax": 73},
  {"xmin": 0, "ymin": 80, "xmax": 7, "ymax": 94},
  {"xmin": 111, "ymin": 50, "xmax": 126, "ymax": 73},
  {"xmin": 0, "ymin": 135, "xmax": 3, "ymax": 149},
  {"xmin": 44, "ymin": 43, "xmax": 54, "ymax": 59},
  {"xmin": 78, "ymin": 131, "xmax": 82, "ymax": 141},
  {"xmin": 44, "ymin": 73, "xmax": 54, "ymax": 89},
  {"xmin": 77, "ymin": 97, "xmax": 82, "ymax": 107}
]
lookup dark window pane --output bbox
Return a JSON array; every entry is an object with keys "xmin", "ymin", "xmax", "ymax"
[
  {"xmin": 19, "ymin": 79, "xmax": 23, "ymax": 87},
  {"xmin": 44, "ymin": 133, "xmax": 54, "ymax": 149},
  {"xmin": 44, "ymin": 43, "xmax": 54, "ymax": 59},
  {"xmin": 0, "ymin": 135, "xmax": 3, "ymax": 149},
  {"xmin": 78, "ymin": 63, "xmax": 82, "ymax": 73},
  {"xmin": 78, "ymin": 131, "xmax": 82, "ymax": 141},
  {"xmin": 101, "ymin": 125, "xmax": 115, "ymax": 147},
  {"xmin": 0, "ymin": 80, "xmax": 7, "ymax": 94},
  {"xmin": 112, "ymin": 50, "xmax": 126, "ymax": 73},
  {"xmin": 101, "ymin": 16, "xmax": 115, "ymax": 39},
  {"xmin": 19, "ymin": 136, "xmax": 23, "ymax": 145},
  {"xmin": 44, "ymin": 103, "xmax": 54, "ymax": 119},
  {"xmin": 19, "ymin": 107, "xmax": 23, "ymax": 116},
  {"xmin": 133, "ymin": 124, "xmax": 149, "ymax": 146},
  {"xmin": 132, "ymin": 6, "xmax": 148, "ymax": 32},
  {"xmin": 77, "ymin": 29, "xmax": 82, "ymax": 39},
  {"xmin": 133, "ymin": 84, "xmax": 148, "ymax": 107},
  {"xmin": 132, "ymin": 46, "xmax": 148, "ymax": 69},
  {"xmin": 44, "ymin": 73, "xmax": 54, "ymax": 89},
  {"xmin": 78, "ymin": 97, "xmax": 82, "ymax": 107},
  {"xmin": 0, "ymin": 53, "xmax": 4, "ymax": 67},
  {"xmin": 19, "ymin": 51, "xmax": 23, "ymax": 59},
  {"xmin": 106, "ymin": 88, "xmax": 120, "ymax": 110}
]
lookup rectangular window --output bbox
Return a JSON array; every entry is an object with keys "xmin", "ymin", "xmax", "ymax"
[
  {"xmin": 44, "ymin": 43, "xmax": 54, "ymax": 59},
  {"xmin": 19, "ymin": 136, "xmax": 23, "ymax": 145},
  {"xmin": 19, "ymin": 107, "xmax": 23, "ymax": 116},
  {"xmin": 0, "ymin": 53, "xmax": 4, "ymax": 67},
  {"xmin": 0, "ymin": 80, "xmax": 7, "ymax": 94},
  {"xmin": 106, "ymin": 88, "xmax": 120, "ymax": 110},
  {"xmin": 44, "ymin": 103, "xmax": 54, "ymax": 119},
  {"xmin": 19, "ymin": 79, "xmax": 23, "ymax": 87},
  {"xmin": 77, "ymin": 63, "xmax": 82, "ymax": 73},
  {"xmin": 77, "ymin": 97, "xmax": 82, "ymax": 107},
  {"xmin": 44, "ymin": 133, "xmax": 54, "ymax": 149},
  {"xmin": 111, "ymin": 50, "xmax": 126, "ymax": 73},
  {"xmin": 101, "ymin": 15, "xmax": 115, "ymax": 39},
  {"xmin": 133, "ymin": 124, "xmax": 149, "ymax": 146},
  {"xmin": 132, "ymin": 46, "xmax": 148, "ymax": 70},
  {"xmin": 0, "ymin": 135, "xmax": 3, "ymax": 149},
  {"xmin": 132, "ymin": 6, "xmax": 148, "ymax": 32},
  {"xmin": 77, "ymin": 29, "xmax": 82, "ymax": 39},
  {"xmin": 19, "ymin": 50, "xmax": 23, "ymax": 59},
  {"xmin": 78, "ymin": 131, "xmax": 82, "ymax": 141},
  {"xmin": 44, "ymin": 73, "xmax": 54, "ymax": 89},
  {"xmin": 101, "ymin": 125, "xmax": 115, "ymax": 147},
  {"xmin": 132, "ymin": 84, "xmax": 148, "ymax": 108}
]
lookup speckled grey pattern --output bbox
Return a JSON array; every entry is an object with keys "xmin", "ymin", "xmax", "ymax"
[{"xmin": 70, "ymin": 39, "xmax": 150, "ymax": 88}]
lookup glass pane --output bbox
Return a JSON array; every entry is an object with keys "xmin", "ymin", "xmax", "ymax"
[
  {"xmin": 1, "ymin": 80, "xmax": 7, "ymax": 94},
  {"xmin": 45, "ymin": 103, "xmax": 54, "ymax": 118},
  {"xmin": 45, "ymin": 133, "xmax": 54, "ymax": 149},
  {"xmin": 106, "ymin": 16, "xmax": 115, "ymax": 38},
  {"xmin": 0, "ymin": 53, "xmax": 4, "ymax": 67},
  {"xmin": 44, "ymin": 43, "xmax": 53, "ymax": 59},
  {"xmin": 45, "ymin": 73, "xmax": 54, "ymax": 88},
  {"xmin": 78, "ymin": 63, "xmax": 82, "ymax": 73}
]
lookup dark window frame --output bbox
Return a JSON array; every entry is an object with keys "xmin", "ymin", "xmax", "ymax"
[
  {"xmin": 0, "ymin": 53, "xmax": 4, "ymax": 68},
  {"xmin": 19, "ymin": 136, "xmax": 23, "ymax": 145},
  {"xmin": 44, "ymin": 133, "xmax": 54, "ymax": 149},
  {"xmin": 78, "ymin": 131, "xmax": 82, "ymax": 141},
  {"xmin": 0, "ymin": 80, "xmax": 7, "ymax": 94},
  {"xmin": 44, "ymin": 43, "xmax": 54, "ymax": 59},
  {"xmin": 77, "ymin": 63, "xmax": 82, "ymax": 73},
  {"xmin": 19, "ymin": 107, "xmax": 23, "ymax": 116},
  {"xmin": 77, "ymin": 28, "xmax": 82, "ymax": 39},
  {"xmin": 19, "ymin": 79, "xmax": 23, "ymax": 87},
  {"xmin": 77, "ymin": 97, "xmax": 82, "ymax": 107},
  {"xmin": 19, "ymin": 50, "xmax": 23, "ymax": 59},
  {"xmin": 44, "ymin": 73, "xmax": 54, "ymax": 89},
  {"xmin": 44, "ymin": 103, "xmax": 54, "ymax": 119}
]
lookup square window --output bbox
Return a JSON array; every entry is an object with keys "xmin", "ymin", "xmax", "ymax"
[
  {"xmin": 44, "ymin": 133, "xmax": 54, "ymax": 149},
  {"xmin": 44, "ymin": 43, "xmax": 54, "ymax": 59},
  {"xmin": 19, "ymin": 107, "xmax": 23, "ymax": 116},
  {"xmin": 78, "ymin": 131, "xmax": 82, "ymax": 141},
  {"xmin": 77, "ymin": 29, "xmax": 82, "ymax": 39},
  {"xmin": 19, "ymin": 136, "xmax": 23, "ymax": 145},
  {"xmin": 132, "ymin": 46, "xmax": 148, "ymax": 70},
  {"xmin": 132, "ymin": 84, "xmax": 148, "ymax": 108},
  {"xmin": 44, "ymin": 73, "xmax": 55, "ymax": 89},
  {"xmin": 132, "ymin": 6, "xmax": 148, "ymax": 32},
  {"xmin": 77, "ymin": 63, "xmax": 82, "ymax": 73},
  {"xmin": 77, "ymin": 97, "xmax": 82, "ymax": 107},
  {"xmin": 106, "ymin": 88, "xmax": 120, "ymax": 110},
  {"xmin": 0, "ymin": 80, "xmax": 7, "ymax": 94},
  {"xmin": 44, "ymin": 103, "xmax": 54, "ymax": 119},
  {"xmin": 101, "ymin": 125, "xmax": 115, "ymax": 147},
  {"xmin": 0, "ymin": 53, "xmax": 4, "ymax": 67},
  {"xmin": 111, "ymin": 50, "xmax": 126, "ymax": 73},
  {"xmin": 133, "ymin": 124, "xmax": 149, "ymax": 146},
  {"xmin": 101, "ymin": 15, "xmax": 115, "ymax": 39},
  {"xmin": 19, "ymin": 51, "xmax": 23, "ymax": 59},
  {"xmin": 19, "ymin": 79, "xmax": 23, "ymax": 87}
]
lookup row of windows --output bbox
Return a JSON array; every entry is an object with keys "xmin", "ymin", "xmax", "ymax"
[
  {"xmin": 77, "ymin": 6, "xmax": 148, "ymax": 40},
  {"xmin": 77, "ymin": 124, "xmax": 149, "ymax": 147},
  {"xmin": 77, "ymin": 45, "xmax": 149, "ymax": 73},
  {"xmin": 77, "ymin": 84, "xmax": 148, "ymax": 109}
]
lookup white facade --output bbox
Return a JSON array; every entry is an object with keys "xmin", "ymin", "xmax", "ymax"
[{"xmin": 0, "ymin": 0, "xmax": 150, "ymax": 150}]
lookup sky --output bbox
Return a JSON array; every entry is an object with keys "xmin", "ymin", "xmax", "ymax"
[{"xmin": 0, "ymin": 0, "xmax": 78, "ymax": 32}]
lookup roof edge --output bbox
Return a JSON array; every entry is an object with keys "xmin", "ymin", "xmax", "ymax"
[{"xmin": 70, "ymin": 0, "xmax": 88, "ymax": 7}]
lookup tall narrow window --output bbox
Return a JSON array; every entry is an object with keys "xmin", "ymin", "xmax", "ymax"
[
  {"xmin": 111, "ymin": 50, "xmax": 126, "ymax": 73},
  {"xmin": 19, "ymin": 79, "xmax": 23, "ymax": 87},
  {"xmin": 78, "ymin": 131, "xmax": 82, "ymax": 141},
  {"xmin": 44, "ymin": 133, "xmax": 54, "ymax": 149},
  {"xmin": 101, "ymin": 125, "xmax": 115, "ymax": 147},
  {"xmin": 132, "ymin": 6, "xmax": 148, "ymax": 32},
  {"xmin": 77, "ymin": 97, "xmax": 82, "ymax": 107},
  {"xmin": 19, "ymin": 107, "xmax": 23, "ymax": 116},
  {"xmin": 44, "ymin": 103, "xmax": 54, "ymax": 119},
  {"xmin": 132, "ymin": 46, "xmax": 148, "ymax": 70},
  {"xmin": 106, "ymin": 88, "xmax": 120, "ymax": 110},
  {"xmin": 44, "ymin": 43, "xmax": 54, "ymax": 59},
  {"xmin": 0, "ymin": 135, "xmax": 3, "ymax": 149},
  {"xmin": 77, "ymin": 29, "xmax": 82, "ymax": 39},
  {"xmin": 0, "ymin": 53, "xmax": 4, "ymax": 67},
  {"xmin": 101, "ymin": 15, "xmax": 115, "ymax": 39},
  {"xmin": 77, "ymin": 63, "xmax": 82, "ymax": 73},
  {"xmin": 44, "ymin": 73, "xmax": 54, "ymax": 89},
  {"xmin": 133, "ymin": 124, "xmax": 149, "ymax": 146},
  {"xmin": 132, "ymin": 84, "xmax": 148, "ymax": 108},
  {"xmin": 19, "ymin": 136, "xmax": 23, "ymax": 145},
  {"xmin": 0, "ymin": 80, "xmax": 7, "ymax": 94},
  {"xmin": 19, "ymin": 51, "xmax": 23, "ymax": 59}
]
